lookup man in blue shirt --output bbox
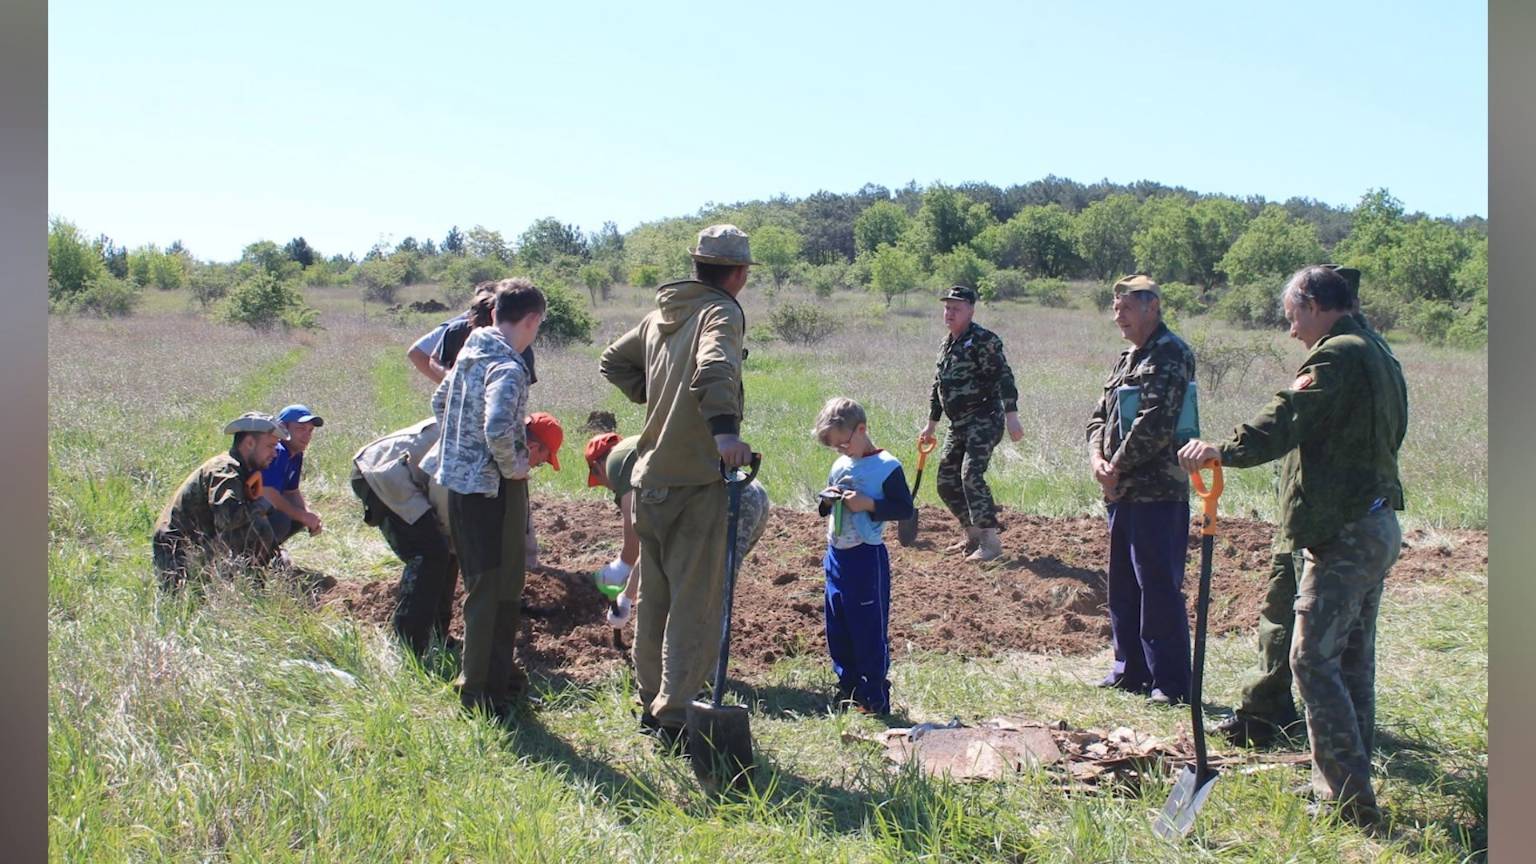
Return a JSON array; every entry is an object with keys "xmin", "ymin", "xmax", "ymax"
[{"xmin": 262, "ymin": 404, "xmax": 325, "ymax": 545}]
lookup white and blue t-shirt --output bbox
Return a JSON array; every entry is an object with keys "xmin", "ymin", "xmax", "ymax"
[{"xmin": 820, "ymin": 450, "xmax": 915, "ymax": 549}]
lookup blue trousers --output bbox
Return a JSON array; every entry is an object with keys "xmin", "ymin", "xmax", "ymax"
[
  {"xmin": 824, "ymin": 543, "xmax": 892, "ymax": 714},
  {"xmin": 1105, "ymin": 500, "xmax": 1192, "ymax": 699}
]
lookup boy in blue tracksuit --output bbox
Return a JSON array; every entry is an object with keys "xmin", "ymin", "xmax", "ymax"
[{"xmin": 814, "ymin": 397, "xmax": 914, "ymax": 715}]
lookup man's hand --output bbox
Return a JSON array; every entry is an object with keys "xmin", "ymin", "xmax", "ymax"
[
  {"xmin": 715, "ymin": 433, "xmax": 753, "ymax": 468},
  {"xmin": 919, "ymin": 420, "xmax": 938, "ymax": 445},
  {"xmin": 1091, "ymin": 456, "xmax": 1120, "ymax": 501},
  {"xmin": 841, "ymin": 490, "xmax": 876, "ymax": 513},
  {"xmin": 1178, "ymin": 439, "xmax": 1220, "ymax": 474},
  {"xmin": 298, "ymin": 510, "xmax": 323, "ymax": 535},
  {"xmin": 1005, "ymin": 412, "xmax": 1024, "ymax": 443},
  {"xmin": 606, "ymin": 593, "xmax": 633, "ymax": 628}
]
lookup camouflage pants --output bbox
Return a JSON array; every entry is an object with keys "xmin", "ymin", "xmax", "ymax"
[
  {"xmin": 1233, "ymin": 550, "xmax": 1301, "ymax": 723},
  {"xmin": 935, "ymin": 413, "xmax": 1005, "ymax": 530},
  {"xmin": 734, "ymin": 479, "xmax": 770, "ymax": 564},
  {"xmin": 1291, "ymin": 508, "xmax": 1401, "ymax": 810}
]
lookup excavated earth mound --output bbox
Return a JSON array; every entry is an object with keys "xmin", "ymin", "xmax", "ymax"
[{"xmin": 318, "ymin": 499, "xmax": 1486, "ymax": 684}]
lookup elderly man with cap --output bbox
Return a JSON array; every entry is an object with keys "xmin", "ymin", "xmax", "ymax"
[
  {"xmin": 1178, "ymin": 265, "xmax": 1407, "ymax": 831},
  {"xmin": 584, "ymin": 430, "xmax": 770, "ymax": 628},
  {"xmin": 599, "ymin": 223, "xmax": 756, "ymax": 751},
  {"xmin": 260, "ymin": 403, "xmax": 326, "ymax": 547},
  {"xmin": 152, "ymin": 412, "xmax": 288, "ymax": 590},
  {"xmin": 1085, "ymin": 274, "xmax": 1198, "ymax": 706},
  {"xmin": 918, "ymin": 285, "xmax": 1024, "ymax": 563}
]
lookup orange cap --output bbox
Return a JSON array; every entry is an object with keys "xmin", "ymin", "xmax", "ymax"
[
  {"xmin": 585, "ymin": 433, "xmax": 622, "ymax": 487},
  {"xmin": 525, "ymin": 412, "xmax": 563, "ymax": 471}
]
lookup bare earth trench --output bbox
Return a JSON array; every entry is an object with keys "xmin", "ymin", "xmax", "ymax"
[{"xmin": 317, "ymin": 501, "xmax": 1487, "ymax": 684}]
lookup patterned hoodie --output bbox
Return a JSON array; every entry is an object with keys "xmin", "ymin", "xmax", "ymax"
[{"xmin": 424, "ymin": 327, "xmax": 530, "ymax": 496}]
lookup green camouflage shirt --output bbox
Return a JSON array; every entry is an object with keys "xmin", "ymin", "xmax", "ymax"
[
  {"xmin": 1086, "ymin": 322, "xmax": 1197, "ymax": 503},
  {"xmin": 928, "ymin": 322, "xmax": 1019, "ymax": 423},
  {"xmin": 1218, "ymin": 315, "xmax": 1408, "ymax": 550},
  {"xmin": 153, "ymin": 450, "xmax": 277, "ymax": 560}
]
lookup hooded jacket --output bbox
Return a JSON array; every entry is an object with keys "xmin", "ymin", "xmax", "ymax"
[
  {"xmin": 599, "ymin": 279, "xmax": 745, "ymax": 489},
  {"xmin": 425, "ymin": 327, "xmax": 531, "ymax": 496}
]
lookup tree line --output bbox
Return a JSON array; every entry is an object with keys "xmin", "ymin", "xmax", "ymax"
[{"xmin": 47, "ymin": 176, "xmax": 1487, "ymax": 348}]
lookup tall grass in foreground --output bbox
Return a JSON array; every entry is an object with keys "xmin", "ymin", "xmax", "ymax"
[{"xmin": 48, "ymin": 292, "xmax": 1487, "ymax": 861}]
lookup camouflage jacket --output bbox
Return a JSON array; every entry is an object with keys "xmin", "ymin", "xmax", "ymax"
[
  {"xmin": 153, "ymin": 450, "xmax": 276, "ymax": 560},
  {"xmin": 928, "ymin": 322, "xmax": 1019, "ymax": 423},
  {"xmin": 1086, "ymin": 322, "xmax": 1197, "ymax": 503},
  {"xmin": 1218, "ymin": 315, "xmax": 1408, "ymax": 550},
  {"xmin": 425, "ymin": 327, "xmax": 531, "ymax": 496}
]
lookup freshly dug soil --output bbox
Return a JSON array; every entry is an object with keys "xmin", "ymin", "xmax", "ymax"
[{"xmin": 317, "ymin": 500, "xmax": 1486, "ymax": 684}]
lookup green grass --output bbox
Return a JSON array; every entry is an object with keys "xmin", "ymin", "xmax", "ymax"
[{"xmin": 48, "ymin": 291, "xmax": 1488, "ymax": 861}]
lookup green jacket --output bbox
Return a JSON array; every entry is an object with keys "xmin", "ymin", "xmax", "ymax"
[
  {"xmin": 153, "ymin": 450, "xmax": 277, "ymax": 561},
  {"xmin": 1217, "ymin": 315, "xmax": 1408, "ymax": 550},
  {"xmin": 928, "ymin": 322, "xmax": 1019, "ymax": 423},
  {"xmin": 599, "ymin": 279, "xmax": 746, "ymax": 489}
]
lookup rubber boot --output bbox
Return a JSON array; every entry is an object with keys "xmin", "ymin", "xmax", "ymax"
[
  {"xmin": 945, "ymin": 526, "xmax": 981, "ymax": 554},
  {"xmin": 967, "ymin": 528, "xmax": 1003, "ymax": 562}
]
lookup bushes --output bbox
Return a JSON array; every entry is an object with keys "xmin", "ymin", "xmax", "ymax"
[
  {"xmin": 979, "ymin": 269, "xmax": 1029, "ymax": 302},
  {"xmin": 767, "ymin": 301, "xmax": 840, "ymax": 345},
  {"xmin": 629, "ymin": 264, "xmax": 662, "ymax": 290},
  {"xmin": 1157, "ymin": 282, "xmax": 1204, "ymax": 319},
  {"xmin": 48, "ymin": 218, "xmax": 106, "ymax": 309},
  {"xmin": 1027, "ymin": 278, "xmax": 1071, "ymax": 308},
  {"xmin": 1214, "ymin": 282, "xmax": 1284, "ymax": 329},
  {"xmin": 221, "ymin": 272, "xmax": 319, "ymax": 331},
  {"xmin": 1089, "ymin": 283, "xmax": 1114, "ymax": 312},
  {"xmin": 806, "ymin": 262, "xmax": 854, "ymax": 298},
  {"xmin": 535, "ymin": 282, "xmax": 595, "ymax": 347},
  {"xmin": 357, "ymin": 257, "xmax": 407, "ymax": 304},
  {"xmin": 189, "ymin": 265, "xmax": 234, "ymax": 308},
  {"xmin": 62, "ymin": 274, "xmax": 142, "ymax": 318},
  {"xmin": 441, "ymin": 255, "xmax": 511, "ymax": 297},
  {"xmin": 1185, "ymin": 328, "xmax": 1283, "ymax": 396}
]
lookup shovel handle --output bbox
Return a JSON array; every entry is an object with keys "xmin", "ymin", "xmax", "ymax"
[
  {"xmin": 720, "ymin": 452, "xmax": 762, "ymax": 485},
  {"xmin": 1189, "ymin": 460, "xmax": 1223, "ymax": 536},
  {"xmin": 916, "ymin": 435, "xmax": 937, "ymax": 468}
]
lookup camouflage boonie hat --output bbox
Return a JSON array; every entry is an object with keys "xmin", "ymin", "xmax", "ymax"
[
  {"xmin": 940, "ymin": 285, "xmax": 978, "ymax": 304},
  {"xmin": 1112, "ymin": 274, "xmax": 1161, "ymax": 298},
  {"xmin": 223, "ymin": 412, "xmax": 289, "ymax": 440},
  {"xmin": 689, "ymin": 224, "xmax": 758, "ymax": 266}
]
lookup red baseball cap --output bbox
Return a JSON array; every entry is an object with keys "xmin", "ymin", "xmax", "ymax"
[
  {"xmin": 525, "ymin": 412, "xmax": 563, "ymax": 471},
  {"xmin": 585, "ymin": 433, "xmax": 622, "ymax": 487}
]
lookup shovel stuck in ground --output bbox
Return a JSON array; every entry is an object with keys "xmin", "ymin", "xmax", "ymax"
[
  {"xmin": 1154, "ymin": 460, "xmax": 1223, "ymax": 840},
  {"xmin": 896, "ymin": 435, "xmax": 938, "ymax": 546},
  {"xmin": 687, "ymin": 454, "xmax": 762, "ymax": 792}
]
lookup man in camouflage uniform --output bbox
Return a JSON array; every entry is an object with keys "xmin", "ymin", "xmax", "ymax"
[
  {"xmin": 919, "ymin": 285, "xmax": 1024, "ymax": 562},
  {"xmin": 1085, "ymin": 275, "xmax": 1198, "ymax": 705},
  {"xmin": 151, "ymin": 412, "xmax": 288, "ymax": 590},
  {"xmin": 1218, "ymin": 266, "xmax": 1392, "ymax": 748},
  {"xmin": 1180, "ymin": 265, "xmax": 1407, "ymax": 830}
]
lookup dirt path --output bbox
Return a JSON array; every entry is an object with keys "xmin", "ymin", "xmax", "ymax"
[{"xmin": 317, "ymin": 500, "xmax": 1486, "ymax": 684}]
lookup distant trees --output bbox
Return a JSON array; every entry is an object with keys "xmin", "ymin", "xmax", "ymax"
[
  {"xmin": 853, "ymin": 200, "xmax": 910, "ymax": 256},
  {"xmin": 868, "ymin": 245, "xmax": 921, "ymax": 307},
  {"xmin": 1217, "ymin": 206, "xmax": 1324, "ymax": 288},
  {"xmin": 517, "ymin": 217, "xmax": 588, "ymax": 268},
  {"xmin": 284, "ymin": 237, "xmax": 317, "ymax": 268},
  {"xmin": 1073, "ymin": 194, "xmax": 1139, "ymax": 281},
  {"xmin": 751, "ymin": 225, "xmax": 803, "ymax": 289}
]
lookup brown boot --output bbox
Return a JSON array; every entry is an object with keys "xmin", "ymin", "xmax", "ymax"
[
  {"xmin": 944, "ymin": 526, "xmax": 981, "ymax": 554},
  {"xmin": 967, "ymin": 528, "xmax": 1003, "ymax": 562}
]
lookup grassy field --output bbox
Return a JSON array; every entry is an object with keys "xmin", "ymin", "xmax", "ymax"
[{"xmin": 49, "ymin": 281, "xmax": 1487, "ymax": 861}]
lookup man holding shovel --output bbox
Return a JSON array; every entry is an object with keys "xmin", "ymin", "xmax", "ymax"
[
  {"xmin": 1179, "ymin": 265, "xmax": 1407, "ymax": 831},
  {"xmin": 919, "ymin": 285, "xmax": 1024, "ymax": 562},
  {"xmin": 599, "ymin": 224, "xmax": 755, "ymax": 753}
]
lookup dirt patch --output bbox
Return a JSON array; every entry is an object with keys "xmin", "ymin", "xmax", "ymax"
[{"xmin": 317, "ymin": 500, "xmax": 1487, "ymax": 685}]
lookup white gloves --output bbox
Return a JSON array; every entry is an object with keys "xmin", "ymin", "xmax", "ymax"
[
  {"xmin": 606, "ymin": 593, "xmax": 633, "ymax": 628},
  {"xmin": 597, "ymin": 558, "xmax": 632, "ymax": 592}
]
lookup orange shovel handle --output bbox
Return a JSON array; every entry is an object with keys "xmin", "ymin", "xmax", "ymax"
[
  {"xmin": 1189, "ymin": 460, "xmax": 1223, "ymax": 536},
  {"xmin": 916, "ymin": 435, "xmax": 938, "ymax": 470}
]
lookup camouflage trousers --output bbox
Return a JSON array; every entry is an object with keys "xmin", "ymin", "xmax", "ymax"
[
  {"xmin": 1292, "ymin": 507, "xmax": 1401, "ymax": 810},
  {"xmin": 935, "ymin": 413, "xmax": 1005, "ymax": 530},
  {"xmin": 734, "ymin": 479, "xmax": 770, "ymax": 564},
  {"xmin": 1233, "ymin": 550, "xmax": 1302, "ymax": 723}
]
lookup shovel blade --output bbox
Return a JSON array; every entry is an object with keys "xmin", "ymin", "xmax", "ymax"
[
  {"xmin": 685, "ymin": 700, "xmax": 755, "ymax": 793},
  {"xmin": 896, "ymin": 510, "xmax": 919, "ymax": 546},
  {"xmin": 1153, "ymin": 765, "xmax": 1219, "ymax": 839}
]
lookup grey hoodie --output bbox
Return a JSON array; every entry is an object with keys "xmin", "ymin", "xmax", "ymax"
[
  {"xmin": 425, "ymin": 327, "xmax": 530, "ymax": 496},
  {"xmin": 599, "ymin": 279, "xmax": 745, "ymax": 489}
]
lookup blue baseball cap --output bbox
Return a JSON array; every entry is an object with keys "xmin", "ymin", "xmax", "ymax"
[{"xmin": 277, "ymin": 404, "xmax": 325, "ymax": 427}]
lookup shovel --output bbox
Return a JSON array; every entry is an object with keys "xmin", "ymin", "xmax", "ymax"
[
  {"xmin": 686, "ymin": 453, "xmax": 762, "ymax": 792},
  {"xmin": 1154, "ymin": 460, "xmax": 1223, "ymax": 840},
  {"xmin": 896, "ymin": 435, "xmax": 938, "ymax": 546}
]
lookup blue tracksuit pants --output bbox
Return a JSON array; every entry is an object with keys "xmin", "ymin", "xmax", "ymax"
[
  {"xmin": 824, "ymin": 542, "xmax": 892, "ymax": 713},
  {"xmin": 1105, "ymin": 500, "xmax": 1192, "ymax": 699}
]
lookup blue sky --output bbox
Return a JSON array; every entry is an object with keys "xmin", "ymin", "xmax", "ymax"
[{"xmin": 49, "ymin": 0, "xmax": 1487, "ymax": 261}]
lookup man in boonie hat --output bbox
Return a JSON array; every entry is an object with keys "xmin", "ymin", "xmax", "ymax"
[
  {"xmin": 598, "ymin": 223, "xmax": 757, "ymax": 750},
  {"xmin": 151, "ymin": 412, "xmax": 288, "ymax": 589}
]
